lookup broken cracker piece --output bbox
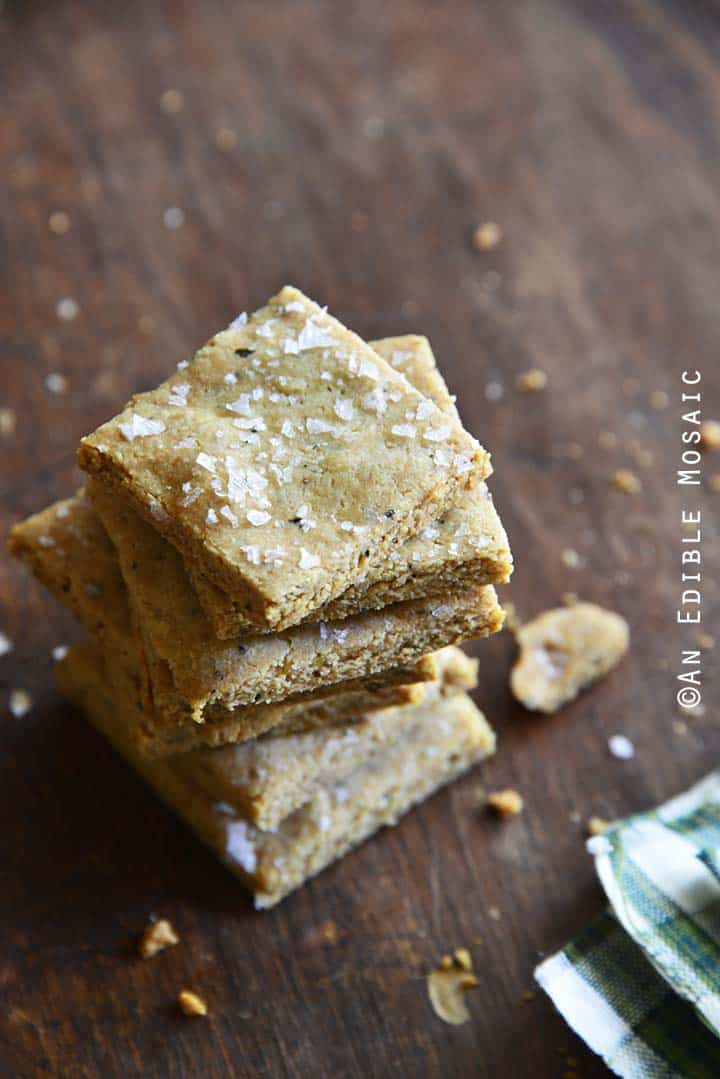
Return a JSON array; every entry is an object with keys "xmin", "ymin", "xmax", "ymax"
[
  {"xmin": 428, "ymin": 948, "xmax": 479, "ymax": 1025},
  {"xmin": 510, "ymin": 603, "xmax": 629, "ymax": 714},
  {"xmin": 487, "ymin": 789, "xmax": 524, "ymax": 817},
  {"xmin": 139, "ymin": 918, "xmax": 179, "ymax": 958},
  {"xmin": 178, "ymin": 989, "xmax": 208, "ymax": 1017}
]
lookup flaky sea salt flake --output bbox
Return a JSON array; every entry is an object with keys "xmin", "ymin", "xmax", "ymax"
[{"xmin": 119, "ymin": 414, "xmax": 166, "ymax": 442}]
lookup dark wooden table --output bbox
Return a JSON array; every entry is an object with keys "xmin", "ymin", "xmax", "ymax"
[{"xmin": 2, "ymin": 2, "xmax": 719, "ymax": 1075}]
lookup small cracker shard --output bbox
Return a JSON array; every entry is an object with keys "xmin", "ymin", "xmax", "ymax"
[
  {"xmin": 515, "ymin": 368, "xmax": 547, "ymax": 392},
  {"xmin": 473, "ymin": 221, "xmax": 502, "ymax": 251},
  {"xmin": 428, "ymin": 948, "xmax": 479, "ymax": 1025},
  {"xmin": 510, "ymin": 603, "xmax": 629, "ymax": 714},
  {"xmin": 587, "ymin": 816, "xmax": 609, "ymax": 836},
  {"xmin": 139, "ymin": 918, "xmax": 179, "ymax": 958},
  {"xmin": 178, "ymin": 989, "xmax": 208, "ymax": 1017},
  {"xmin": 487, "ymin": 789, "xmax": 524, "ymax": 817},
  {"xmin": 612, "ymin": 468, "xmax": 642, "ymax": 494},
  {"xmin": 700, "ymin": 420, "xmax": 720, "ymax": 451}
]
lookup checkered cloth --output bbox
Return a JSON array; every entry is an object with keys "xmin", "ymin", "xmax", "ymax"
[{"xmin": 535, "ymin": 771, "xmax": 720, "ymax": 1078}]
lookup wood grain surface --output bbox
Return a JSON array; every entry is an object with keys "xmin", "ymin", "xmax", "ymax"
[{"xmin": 1, "ymin": 1, "xmax": 719, "ymax": 1076}]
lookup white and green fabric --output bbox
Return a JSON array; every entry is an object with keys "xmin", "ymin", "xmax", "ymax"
[{"xmin": 535, "ymin": 770, "xmax": 720, "ymax": 1078}]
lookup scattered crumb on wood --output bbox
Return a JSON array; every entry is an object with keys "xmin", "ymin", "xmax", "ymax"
[
  {"xmin": 649, "ymin": 390, "xmax": 669, "ymax": 410},
  {"xmin": 511, "ymin": 603, "xmax": 629, "ymax": 714},
  {"xmin": 709, "ymin": 474, "xmax": 720, "ymax": 493},
  {"xmin": 453, "ymin": 947, "xmax": 472, "ymax": 971},
  {"xmin": 700, "ymin": 420, "xmax": 720, "ymax": 451},
  {"xmin": 697, "ymin": 632, "xmax": 715, "ymax": 650},
  {"xmin": 48, "ymin": 211, "xmax": 71, "ymax": 235},
  {"xmin": 487, "ymin": 789, "xmax": 524, "ymax": 817},
  {"xmin": 159, "ymin": 88, "xmax": 184, "ymax": 113},
  {"xmin": 516, "ymin": 368, "xmax": 547, "ymax": 392},
  {"xmin": 472, "ymin": 221, "xmax": 502, "ymax": 251},
  {"xmin": 139, "ymin": 918, "xmax": 179, "ymax": 958},
  {"xmin": 428, "ymin": 948, "xmax": 479, "ymax": 1025},
  {"xmin": 612, "ymin": 468, "xmax": 642, "ymax": 494},
  {"xmin": 0, "ymin": 408, "xmax": 16, "ymax": 437},
  {"xmin": 178, "ymin": 989, "xmax": 208, "ymax": 1017},
  {"xmin": 587, "ymin": 816, "xmax": 609, "ymax": 836}
]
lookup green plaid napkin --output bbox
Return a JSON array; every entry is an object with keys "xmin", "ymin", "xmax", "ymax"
[{"xmin": 535, "ymin": 770, "xmax": 720, "ymax": 1078}]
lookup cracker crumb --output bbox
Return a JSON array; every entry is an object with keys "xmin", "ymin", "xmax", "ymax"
[
  {"xmin": 488, "ymin": 906, "xmax": 501, "ymax": 921},
  {"xmin": 0, "ymin": 632, "xmax": 12, "ymax": 657},
  {"xmin": 0, "ymin": 408, "xmax": 16, "ymax": 437},
  {"xmin": 561, "ymin": 592, "xmax": 578, "ymax": 607},
  {"xmin": 56, "ymin": 297, "xmax": 79, "ymax": 321},
  {"xmin": 516, "ymin": 368, "xmax": 548, "ymax": 392},
  {"xmin": 178, "ymin": 989, "xmax": 207, "ymax": 1017},
  {"xmin": 9, "ymin": 689, "xmax": 32, "ymax": 718},
  {"xmin": 700, "ymin": 420, "xmax": 720, "ymax": 451},
  {"xmin": 484, "ymin": 380, "xmax": 504, "ymax": 402},
  {"xmin": 709, "ymin": 474, "xmax": 720, "ymax": 493},
  {"xmin": 511, "ymin": 603, "xmax": 629, "ymax": 714},
  {"xmin": 587, "ymin": 816, "xmax": 609, "ymax": 836},
  {"xmin": 672, "ymin": 719, "xmax": 688, "ymax": 736},
  {"xmin": 473, "ymin": 221, "xmax": 502, "ymax": 251},
  {"xmin": 427, "ymin": 948, "xmax": 478, "ymax": 1025},
  {"xmin": 48, "ymin": 211, "xmax": 71, "ymax": 235},
  {"xmin": 453, "ymin": 947, "xmax": 472, "ymax": 971},
  {"xmin": 697, "ymin": 632, "xmax": 715, "ymax": 650},
  {"xmin": 45, "ymin": 372, "xmax": 68, "ymax": 395},
  {"xmin": 215, "ymin": 127, "xmax": 238, "ymax": 150},
  {"xmin": 159, "ymin": 88, "xmax": 184, "ymax": 113},
  {"xmin": 487, "ymin": 789, "xmax": 524, "ymax": 817},
  {"xmin": 139, "ymin": 918, "xmax": 179, "ymax": 958},
  {"xmin": 52, "ymin": 644, "xmax": 68, "ymax": 661},
  {"xmin": 612, "ymin": 468, "xmax": 642, "ymax": 494}
]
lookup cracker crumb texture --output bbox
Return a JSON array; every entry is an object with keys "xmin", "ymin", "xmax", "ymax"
[
  {"xmin": 612, "ymin": 468, "xmax": 642, "ymax": 494},
  {"xmin": 178, "ymin": 989, "xmax": 208, "ymax": 1017},
  {"xmin": 487, "ymin": 788, "xmax": 524, "ymax": 817},
  {"xmin": 472, "ymin": 221, "xmax": 502, "ymax": 251},
  {"xmin": 427, "ymin": 948, "xmax": 478, "ymax": 1025},
  {"xmin": 139, "ymin": 918, "xmax": 179, "ymax": 958},
  {"xmin": 511, "ymin": 603, "xmax": 629, "ymax": 714},
  {"xmin": 515, "ymin": 368, "xmax": 547, "ymax": 392}
]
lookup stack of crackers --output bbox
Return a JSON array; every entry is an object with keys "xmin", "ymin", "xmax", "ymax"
[{"xmin": 10, "ymin": 287, "xmax": 512, "ymax": 908}]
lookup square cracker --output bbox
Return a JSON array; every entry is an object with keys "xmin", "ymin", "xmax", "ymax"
[
  {"xmin": 78, "ymin": 287, "xmax": 490, "ymax": 631},
  {"xmin": 89, "ymin": 477, "xmax": 504, "ymax": 715},
  {"xmin": 57, "ymin": 643, "xmax": 495, "ymax": 909},
  {"xmin": 188, "ymin": 334, "xmax": 512, "ymax": 638},
  {"xmin": 8, "ymin": 494, "xmax": 435, "ymax": 755}
]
